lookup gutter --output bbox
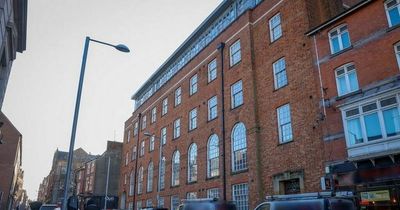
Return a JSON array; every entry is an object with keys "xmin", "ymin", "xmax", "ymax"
[{"xmin": 132, "ymin": 113, "xmax": 141, "ymax": 210}]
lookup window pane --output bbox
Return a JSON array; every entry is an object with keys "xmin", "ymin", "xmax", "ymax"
[
  {"xmin": 348, "ymin": 71, "xmax": 359, "ymax": 92},
  {"xmin": 389, "ymin": 7, "xmax": 400, "ymax": 26},
  {"xmin": 341, "ymin": 32, "xmax": 351, "ymax": 49},
  {"xmin": 347, "ymin": 118, "xmax": 363, "ymax": 145},
  {"xmin": 383, "ymin": 108, "xmax": 400, "ymax": 136},
  {"xmin": 364, "ymin": 113, "xmax": 382, "ymax": 141},
  {"xmin": 331, "ymin": 37, "xmax": 340, "ymax": 53}
]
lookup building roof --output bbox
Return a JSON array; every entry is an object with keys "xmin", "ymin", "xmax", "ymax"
[
  {"xmin": 306, "ymin": 0, "xmax": 372, "ymax": 36},
  {"xmin": 131, "ymin": 0, "xmax": 262, "ymax": 108}
]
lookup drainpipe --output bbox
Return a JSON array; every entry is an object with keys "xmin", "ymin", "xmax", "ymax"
[
  {"xmin": 313, "ymin": 35, "xmax": 327, "ymax": 117},
  {"xmin": 217, "ymin": 42, "xmax": 227, "ymax": 201},
  {"xmin": 132, "ymin": 113, "xmax": 141, "ymax": 210}
]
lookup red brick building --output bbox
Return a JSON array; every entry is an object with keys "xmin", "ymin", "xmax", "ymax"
[
  {"xmin": 307, "ymin": 0, "xmax": 400, "ymax": 209},
  {"xmin": 120, "ymin": 0, "xmax": 351, "ymax": 210}
]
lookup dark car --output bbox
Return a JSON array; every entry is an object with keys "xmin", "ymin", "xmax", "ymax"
[
  {"xmin": 140, "ymin": 207, "xmax": 168, "ymax": 210},
  {"xmin": 254, "ymin": 192, "xmax": 356, "ymax": 210},
  {"xmin": 178, "ymin": 198, "xmax": 236, "ymax": 210}
]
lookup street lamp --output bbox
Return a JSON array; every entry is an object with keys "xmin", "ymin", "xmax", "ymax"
[
  {"xmin": 143, "ymin": 132, "xmax": 163, "ymax": 207},
  {"xmin": 62, "ymin": 36, "xmax": 130, "ymax": 210}
]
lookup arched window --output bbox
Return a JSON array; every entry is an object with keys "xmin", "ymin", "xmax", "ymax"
[
  {"xmin": 137, "ymin": 166, "xmax": 143, "ymax": 194},
  {"xmin": 188, "ymin": 143, "xmax": 197, "ymax": 182},
  {"xmin": 231, "ymin": 122, "xmax": 247, "ymax": 172},
  {"xmin": 159, "ymin": 156, "xmax": 166, "ymax": 190},
  {"xmin": 171, "ymin": 150, "xmax": 180, "ymax": 186},
  {"xmin": 129, "ymin": 170, "xmax": 134, "ymax": 196},
  {"xmin": 207, "ymin": 134, "xmax": 219, "ymax": 178},
  {"xmin": 147, "ymin": 161, "xmax": 153, "ymax": 192}
]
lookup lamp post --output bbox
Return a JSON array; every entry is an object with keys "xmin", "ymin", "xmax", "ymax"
[
  {"xmin": 143, "ymin": 132, "xmax": 162, "ymax": 207},
  {"xmin": 62, "ymin": 36, "xmax": 130, "ymax": 210}
]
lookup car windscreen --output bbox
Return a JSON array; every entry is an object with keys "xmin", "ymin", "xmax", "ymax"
[
  {"xmin": 273, "ymin": 199, "xmax": 324, "ymax": 210},
  {"xmin": 40, "ymin": 206, "xmax": 57, "ymax": 210}
]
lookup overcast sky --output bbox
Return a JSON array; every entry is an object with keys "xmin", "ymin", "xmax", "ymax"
[{"xmin": 3, "ymin": 0, "xmax": 222, "ymax": 200}]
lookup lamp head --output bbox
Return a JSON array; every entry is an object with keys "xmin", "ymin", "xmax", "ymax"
[{"xmin": 114, "ymin": 44, "xmax": 130, "ymax": 53}]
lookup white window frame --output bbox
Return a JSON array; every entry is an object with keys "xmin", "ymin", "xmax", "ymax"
[
  {"xmin": 159, "ymin": 156, "xmax": 166, "ymax": 190},
  {"xmin": 207, "ymin": 188, "xmax": 220, "ymax": 199},
  {"xmin": 208, "ymin": 96, "xmax": 218, "ymax": 121},
  {"xmin": 231, "ymin": 80, "xmax": 244, "ymax": 108},
  {"xmin": 136, "ymin": 201, "xmax": 142, "ymax": 210},
  {"xmin": 230, "ymin": 40, "xmax": 241, "ymax": 66},
  {"xmin": 342, "ymin": 93, "xmax": 400, "ymax": 147},
  {"xmin": 142, "ymin": 115, "xmax": 147, "ymax": 130},
  {"xmin": 269, "ymin": 13, "xmax": 282, "ymax": 42},
  {"xmin": 133, "ymin": 122, "xmax": 138, "ymax": 136},
  {"xmin": 231, "ymin": 122, "xmax": 248, "ymax": 172},
  {"xmin": 173, "ymin": 118, "xmax": 181, "ymax": 139},
  {"xmin": 125, "ymin": 153, "xmax": 129, "ymax": 166},
  {"xmin": 149, "ymin": 136, "xmax": 155, "ymax": 151},
  {"xmin": 175, "ymin": 87, "xmax": 182, "ymax": 106},
  {"xmin": 151, "ymin": 107, "xmax": 157, "ymax": 123},
  {"xmin": 127, "ymin": 130, "xmax": 131, "ymax": 143},
  {"xmin": 385, "ymin": 0, "xmax": 400, "ymax": 27},
  {"xmin": 137, "ymin": 166, "xmax": 143, "ymax": 194},
  {"xmin": 273, "ymin": 57, "xmax": 288, "ymax": 89},
  {"xmin": 171, "ymin": 195, "xmax": 180, "ymax": 210},
  {"xmin": 232, "ymin": 183, "xmax": 249, "ymax": 210},
  {"xmin": 131, "ymin": 146, "xmax": 136, "ymax": 160},
  {"xmin": 208, "ymin": 59, "xmax": 217, "ymax": 82},
  {"xmin": 147, "ymin": 161, "xmax": 153, "ymax": 192},
  {"xmin": 395, "ymin": 42, "xmax": 400, "ymax": 69},
  {"xmin": 328, "ymin": 24, "xmax": 351, "ymax": 54},
  {"xmin": 140, "ymin": 141, "xmax": 145, "ymax": 157},
  {"xmin": 187, "ymin": 143, "xmax": 198, "ymax": 183},
  {"xmin": 162, "ymin": 98, "xmax": 168, "ymax": 116},
  {"xmin": 189, "ymin": 108, "xmax": 197, "ymax": 130},
  {"xmin": 129, "ymin": 170, "xmax": 134, "ymax": 196},
  {"xmin": 277, "ymin": 104, "xmax": 293, "ymax": 143},
  {"xmin": 335, "ymin": 63, "xmax": 359, "ymax": 96},
  {"xmin": 207, "ymin": 134, "xmax": 219, "ymax": 178},
  {"xmin": 171, "ymin": 150, "xmax": 180, "ymax": 186},
  {"xmin": 190, "ymin": 74, "xmax": 198, "ymax": 95},
  {"xmin": 161, "ymin": 127, "xmax": 167, "ymax": 145}
]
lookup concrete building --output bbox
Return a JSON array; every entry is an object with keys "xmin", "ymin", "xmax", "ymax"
[
  {"xmin": 307, "ymin": 0, "xmax": 400, "ymax": 209},
  {"xmin": 37, "ymin": 148, "xmax": 97, "ymax": 204},
  {"xmin": 120, "ymin": 0, "xmax": 352, "ymax": 210},
  {"xmin": 0, "ymin": 0, "xmax": 27, "ymax": 110},
  {"xmin": 0, "ymin": 112, "xmax": 26, "ymax": 210}
]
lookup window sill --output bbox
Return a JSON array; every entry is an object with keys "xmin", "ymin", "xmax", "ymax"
[
  {"xmin": 170, "ymin": 185, "xmax": 180, "ymax": 189},
  {"xmin": 187, "ymin": 181, "xmax": 197, "ymax": 185},
  {"xmin": 329, "ymin": 46, "xmax": 353, "ymax": 59},
  {"xmin": 188, "ymin": 127, "xmax": 197, "ymax": 133},
  {"xmin": 229, "ymin": 61, "xmax": 242, "ymax": 69},
  {"xmin": 269, "ymin": 36, "xmax": 282, "ymax": 45},
  {"xmin": 207, "ymin": 78, "xmax": 217, "ymax": 84},
  {"xmin": 277, "ymin": 139, "xmax": 294, "ymax": 146},
  {"xmin": 272, "ymin": 84, "xmax": 288, "ymax": 92},
  {"xmin": 172, "ymin": 137, "xmax": 180, "ymax": 141},
  {"xmin": 207, "ymin": 117, "xmax": 218, "ymax": 123},
  {"xmin": 335, "ymin": 89, "xmax": 362, "ymax": 101},
  {"xmin": 231, "ymin": 169, "xmax": 248, "ymax": 176},
  {"xmin": 230, "ymin": 103, "xmax": 244, "ymax": 111},
  {"xmin": 206, "ymin": 175, "xmax": 220, "ymax": 181},
  {"xmin": 386, "ymin": 24, "xmax": 400, "ymax": 33}
]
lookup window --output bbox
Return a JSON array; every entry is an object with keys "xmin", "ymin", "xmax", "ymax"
[
  {"xmin": 125, "ymin": 153, "xmax": 129, "ymax": 166},
  {"xmin": 124, "ymin": 173, "xmax": 127, "ymax": 185},
  {"xmin": 207, "ymin": 134, "xmax": 219, "ymax": 178},
  {"xmin": 128, "ymin": 202, "xmax": 133, "ymax": 210},
  {"xmin": 232, "ymin": 122, "xmax": 248, "ymax": 172},
  {"xmin": 207, "ymin": 188, "xmax": 220, "ymax": 199},
  {"xmin": 208, "ymin": 96, "xmax": 218, "ymax": 120},
  {"xmin": 162, "ymin": 98, "xmax": 168, "ymax": 116},
  {"xmin": 232, "ymin": 183, "xmax": 249, "ymax": 210},
  {"xmin": 127, "ymin": 130, "xmax": 131, "ymax": 143},
  {"xmin": 269, "ymin": 13, "xmax": 282, "ymax": 42},
  {"xmin": 175, "ymin": 87, "xmax": 182, "ymax": 106},
  {"xmin": 150, "ymin": 136, "xmax": 155, "ymax": 151},
  {"xmin": 277, "ymin": 104, "xmax": 293, "ymax": 143},
  {"xmin": 146, "ymin": 200, "xmax": 152, "ymax": 208},
  {"xmin": 187, "ymin": 192, "xmax": 197, "ymax": 199},
  {"xmin": 231, "ymin": 80, "xmax": 244, "ymax": 108},
  {"xmin": 173, "ymin": 118, "xmax": 181, "ymax": 139},
  {"xmin": 131, "ymin": 146, "xmax": 136, "ymax": 160},
  {"xmin": 134, "ymin": 122, "xmax": 138, "ymax": 136},
  {"xmin": 230, "ymin": 40, "xmax": 241, "ymax": 66},
  {"xmin": 335, "ymin": 63, "xmax": 359, "ymax": 96},
  {"xmin": 129, "ymin": 170, "xmax": 134, "ymax": 196},
  {"xmin": 208, "ymin": 59, "xmax": 217, "ymax": 82},
  {"xmin": 395, "ymin": 43, "xmax": 400, "ymax": 69},
  {"xmin": 190, "ymin": 74, "xmax": 198, "ymax": 95},
  {"xmin": 171, "ymin": 150, "xmax": 180, "ymax": 186},
  {"xmin": 385, "ymin": 0, "xmax": 400, "ymax": 27},
  {"xmin": 161, "ymin": 127, "xmax": 167, "ymax": 145},
  {"xmin": 344, "ymin": 95, "xmax": 400, "ymax": 146},
  {"xmin": 151, "ymin": 107, "xmax": 157, "ymax": 123},
  {"xmin": 137, "ymin": 166, "xmax": 143, "ymax": 194},
  {"xmin": 329, "ymin": 25, "xmax": 351, "ymax": 54},
  {"xmin": 147, "ymin": 162, "xmax": 153, "ymax": 192},
  {"xmin": 142, "ymin": 115, "xmax": 147, "ymax": 130},
  {"xmin": 188, "ymin": 143, "xmax": 198, "ymax": 183},
  {"xmin": 159, "ymin": 156, "xmax": 166, "ymax": 190},
  {"xmin": 273, "ymin": 58, "xmax": 288, "ymax": 89},
  {"xmin": 140, "ymin": 141, "xmax": 145, "ymax": 156},
  {"xmin": 171, "ymin": 195, "xmax": 180, "ymax": 210},
  {"xmin": 189, "ymin": 108, "xmax": 197, "ymax": 130},
  {"xmin": 136, "ymin": 201, "xmax": 142, "ymax": 210},
  {"xmin": 158, "ymin": 197, "xmax": 164, "ymax": 208}
]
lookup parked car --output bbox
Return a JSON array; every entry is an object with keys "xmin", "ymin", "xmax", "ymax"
[
  {"xmin": 39, "ymin": 204, "xmax": 58, "ymax": 210},
  {"xmin": 140, "ymin": 207, "xmax": 168, "ymax": 210},
  {"xmin": 178, "ymin": 198, "xmax": 236, "ymax": 210},
  {"xmin": 254, "ymin": 192, "xmax": 356, "ymax": 210}
]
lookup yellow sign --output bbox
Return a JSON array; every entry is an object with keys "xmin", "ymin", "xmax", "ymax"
[{"xmin": 361, "ymin": 190, "xmax": 390, "ymax": 202}]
